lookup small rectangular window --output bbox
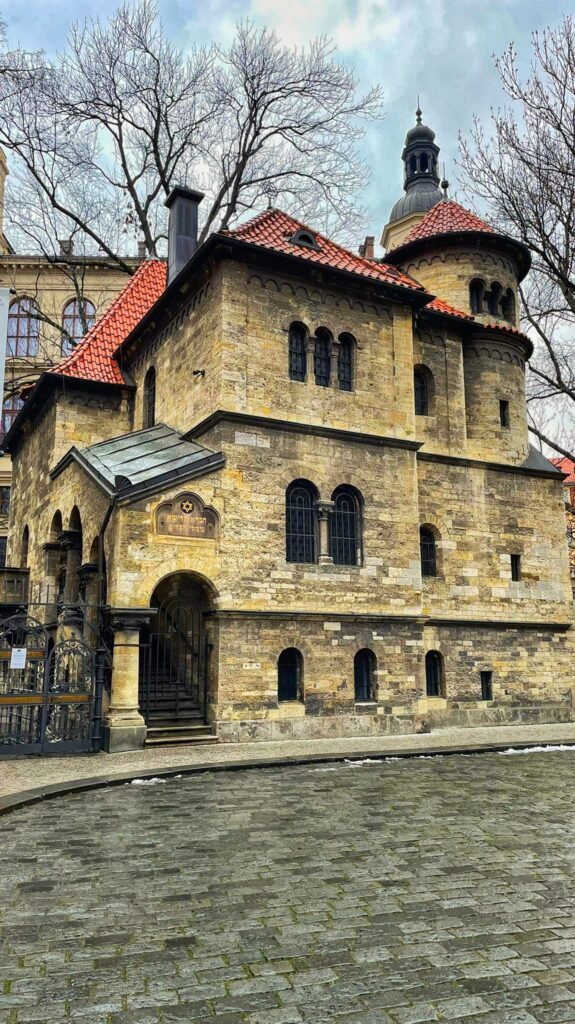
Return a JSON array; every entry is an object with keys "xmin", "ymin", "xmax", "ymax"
[
  {"xmin": 480, "ymin": 670, "xmax": 493, "ymax": 701},
  {"xmin": 499, "ymin": 400, "xmax": 510, "ymax": 428},
  {"xmin": 510, "ymin": 554, "xmax": 521, "ymax": 581}
]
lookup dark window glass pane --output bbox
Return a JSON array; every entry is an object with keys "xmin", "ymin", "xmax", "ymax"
[
  {"xmin": 1, "ymin": 397, "xmax": 24, "ymax": 440},
  {"xmin": 314, "ymin": 334, "xmax": 331, "ymax": 387},
  {"xmin": 338, "ymin": 338, "xmax": 353, "ymax": 391},
  {"xmin": 499, "ymin": 400, "xmax": 510, "ymax": 427},
  {"xmin": 144, "ymin": 367, "xmax": 156, "ymax": 428},
  {"xmin": 354, "ymin": 649, "xmax": 375, "ymax": 701},
  {"xmin": 414, "ymin": 372, "xmax": 428, "ymax": 415},
  {"xmin": 425, "ymin": 651, "xmax": 443, "ymax": 697},
  {"xmin": 331, "ymin": 490, "xmax": 359, "ymax": 565},
  {"xmin": 0, "ymin": 536, "xmax": 7, "ymax": 567},
  {"xmin": 420, "ymin": 527, "xmax": 436, "ymax": 577},
  {"xmin": 0, "ymin": 487, "xmax": 10, "ymax": 515},
  {"xmin": 511, "ymin": 554, "xmax": 521, "ymax": 581},
  {"xmin": 480, "ymin": 670, "xmax": 493, "ymax": 701},
  {"xmin": 289, "ymin": 325, "xmax": 306, "ymax": 382},
  {"xmin": 278, "ymin": 648, "xmax": 301, "ymax": 701},
  {"xmin": 7, "ymin": 298, "xmax": 40, "ymax": 357},
  {"xmin": 286, "ymin": 484, "xmax": 316, "ymax": 563},
  {"xmin": 62, "ymin": 299, "xmax": 96, "ymax": 356}
]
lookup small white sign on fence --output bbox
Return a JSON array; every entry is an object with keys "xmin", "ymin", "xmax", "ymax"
[{"xmin": 10, "ymin": 647, "xmax": 27, "ymax": 669}]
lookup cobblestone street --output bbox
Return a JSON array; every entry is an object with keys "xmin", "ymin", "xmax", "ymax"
[{"xmin": 3, "ymin": 751, "xmax": 575, "ymax": 1023}]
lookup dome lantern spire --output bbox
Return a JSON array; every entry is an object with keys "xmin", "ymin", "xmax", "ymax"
[{"xmin": 381, "ymin": 107, "xmax": 444, "ymax": 252}]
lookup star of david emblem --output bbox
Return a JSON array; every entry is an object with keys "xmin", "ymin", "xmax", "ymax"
[{"xmin": 180, "ymin": 499, "xmax": 195, "ymax": 514}]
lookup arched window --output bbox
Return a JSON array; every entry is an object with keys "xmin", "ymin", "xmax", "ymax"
[
  {"xmin": 414, "ymin": 366, "xmax": 433, "ymax": 416},
  {"xmin": 1, "ymin": 396, "xmax": 23, "ymax": 439},
  {"xmin": 425, "ymin": 650, "xmax": 444, "ymax": 697},
  {"xmin": 419, "ymin": 153, "xmax": 429, "ymax": 173},
  {"xmin": 286, "ymin": 480, "xmax": 318, "ymax": 563},
  {"xmin": 21, "ymin": 525, "xmax": 29, "ymax": 569},
  {"xmin": 409, "ymin": 155, "xmax": 417, "ymax": 175},
  {"xmin": 469, "ymin": 279, "xmax": 484, "ymax": 315},
  {"xmin": 354, "ymin": 649, "xmax": 376, "ymax": 702},
  {"xmin": 314, "ymin": 328, "xmax": 331, "ymax": 387},
  {"xmin": 330, "ymin": 486, "xmax": 362, "ymax": 565},
  {"xmin": 338, "ymin": 334, "xmax": 354, "ymax": 392},
  {"xmin": 489, "ymin": 281, "xmax": 503, "ymax": 317},
  {"xmin": 143, "ymin": 366, "xmax": 156, "ymax": 428},
  {"xmin": 420, "ymin": 526, "xmax": 437, "ymax": 577},
  {"xmin": 49, "ymin": 510, "xmax": 63, "ymax": 543},
  {"xmin": 288, "ymin": 323, "xmax": 307, "ymax": 382},
  {"xmin": 278, "ymin": 648, "xmax": 303, "ymax": 702},
  {"xmin": 8, "ymin": 297, "xmax": 39, "ymax": 357},
  {"xmin": 502, "ymin": 289, "xmax": 515, "ymax": 322},
  {"xmin": 61, "ymin": 298, "xmax": 96, "ymax": 356}
]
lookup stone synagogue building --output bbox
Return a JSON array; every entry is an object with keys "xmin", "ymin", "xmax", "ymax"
[{"xmin": 3, "ymin": 112, "xmax": 574, "ymax": 752}]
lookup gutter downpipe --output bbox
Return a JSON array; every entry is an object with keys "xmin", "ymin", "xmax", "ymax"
[{"xmin": 92, "ymin": 493, "xmax": 117, "ymax": 752}]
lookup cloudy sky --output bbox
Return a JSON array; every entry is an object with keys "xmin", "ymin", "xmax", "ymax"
[{"xmin": 2, "ymin": 0, "xmax": 567, "ymax": 246}]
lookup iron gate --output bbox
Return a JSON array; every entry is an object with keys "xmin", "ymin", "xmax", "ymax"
[
  {"xmin": 139, "ymin": 591, "xmax": 209, "ymax": 723},
  {"xmin": 0, "ymin": 614, "xmax": 102, "ymax": 756}
]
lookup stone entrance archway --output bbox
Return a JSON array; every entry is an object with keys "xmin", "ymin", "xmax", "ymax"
[{"xmin": 139, "ymin": 572, "xmax": 216, "ymax": 742}]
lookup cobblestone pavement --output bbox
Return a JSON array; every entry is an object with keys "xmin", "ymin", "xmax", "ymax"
[
  {"xmin": 3, "ymin": 752, "xmax": 575, "ymax": 1023},
  {"xmin": 3, "ymin": 721, "xmax": 575, "ymax": 800}
]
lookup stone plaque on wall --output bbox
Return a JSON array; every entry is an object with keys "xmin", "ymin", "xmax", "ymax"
[{"xmin": 155, "ymin": 493, "xmax": 218, "ymax": 539}]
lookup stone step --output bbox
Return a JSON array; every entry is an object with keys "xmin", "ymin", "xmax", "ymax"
[{"xmin": 145, "ymin": 728, "xmax": 217, "ymax": 746}]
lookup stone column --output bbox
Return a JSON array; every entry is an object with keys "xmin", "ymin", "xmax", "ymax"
[
  {"xmin": 330, "ymin": 339, "xmax": 340, "ymax": 388},
  {"xmin": 59, "ymin": 529, "xmax": 82, "ymax": 605},
  {"xmin": 304, "ymin": 335, "xmax": 316, "ymax": 383},
  {"xmin": 315, "ymin": 500, "xmax": 335, "ymax": 565},
  {"xmin": 103, "ymin": 608, "xmax": 157, "ymax": 753}
]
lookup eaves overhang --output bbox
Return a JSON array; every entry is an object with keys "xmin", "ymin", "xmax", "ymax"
[{"xmin": 384, "ymin": 229, "xmax": 532, "ymax": 282}]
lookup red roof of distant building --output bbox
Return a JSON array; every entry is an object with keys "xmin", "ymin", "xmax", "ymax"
[
  {"xmin": 53, "ymin": 260, "xmax": 166, "ymax": 385},
  {"xmin": 401, "ymin": 199, "xmax": 495, "ymax": 245},
  {"xmin": 551, "ymin": 457, "xmax": 575, "ymax": 485},
  {"xmin": 225, "ymin": 208, "xmax": 425, "ymax": 292}
]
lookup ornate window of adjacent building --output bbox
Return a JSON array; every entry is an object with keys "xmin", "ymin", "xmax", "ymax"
[
  {"xmin": 1, "ymin": 396, "xmax": 23, "ymax": 440},
  {"xmin": 354, "ymin": 648, "xmax": 376, "ymax": 702},
  {"xmin": 420, "ymin": 526, "xmax": 437, "ymax": 577},
  {"xmin": 330, "ymin": 486, "xmax": 362, "ymax": 565},
  {"xmin": 288, "ymin": 323, "xmax": 307, "ymax": 382},
  {"xmin": 425, "ymin": 650, "xmax": 444, "ymax": 697},
  {"xmin": 314, "ymin": 328, "xmax": 331, "ymax": 387},
  {"xmin": 61, "ymin": 298, "xmax": 96, "ymax": 356},
  {"xmin": 0, "ymin": 487, "xmax": 10, "ymax": 516},
  {"xmin": 278, "ymin": 647, "xmax": 303, "ymax": 701},
  {"xmin": 143, "ymin": 366, "xmax": 156, "ymax": 428},
  {"xmin": 7, "ymin": 297, "xmax": 40, "ymax": 357},
  {"xmin": 286, "ymin": 480, "xmax": 318, "ymax": 563},
  {"xmin": 338, "ymin": 334, "xmax": 354, "ymax": 391}
]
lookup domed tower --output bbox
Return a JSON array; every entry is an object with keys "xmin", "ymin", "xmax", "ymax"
[{"xmin": 381, "ymin": 107, "xmax": 444, "ymax": 252}]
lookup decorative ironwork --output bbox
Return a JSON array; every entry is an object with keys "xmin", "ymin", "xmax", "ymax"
[
  {"xmin": 139, "ymin": 590, "xmax": 208, "ymax": 723},
  {"xmin": 286, "ymin": 483, "xmax": 316, "ymax": 563}
]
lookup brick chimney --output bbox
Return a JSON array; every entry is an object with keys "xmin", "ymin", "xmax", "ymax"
[
  {"xmin": 165, "ymin": 185, "xmax": 204, "ymax": 285},
  {"xmin": 359, "ymin": 235, "xmax": 375, "ymax": 260},
  {"xmin": 137, "ymin": 240, "xmax": 147, "ymax": 259}
]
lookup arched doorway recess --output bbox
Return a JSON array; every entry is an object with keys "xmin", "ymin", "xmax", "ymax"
[{"xmin": 139, "ymin": 572, "xmax": 216, "ymax": 728}]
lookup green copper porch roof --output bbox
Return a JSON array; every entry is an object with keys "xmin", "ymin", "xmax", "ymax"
[{"xmin": 51, "ymin": 423, "xmax": 225, "ymax": 502}]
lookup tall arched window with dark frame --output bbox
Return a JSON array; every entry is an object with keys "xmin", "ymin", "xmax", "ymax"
[
  {"xmin": 314, "ymin": 328, "xmax": 331, "ymax": 387},
  {"xmin": 288, "ymin": 323, "xmax": 307, "ymax": 382},
  {"xmin": 143, "ymin": 366, "xmax": 156, "ymax": 429},
  {"xmin": 337, "ymin": 334, "xmax": 354, "ymax": 391},
  {"xmin": 330, "ymin": 486, "xmax": 362, "ymax": 565},
  {"xmin": 420, "ymin": 525, "xmax": 438, "ymax": 577},
  {"xmin": 286, "ymin": 480, "xmax": 318, "ymax": 563},
  {"xmin": 8, "ymin": 297, "xmax": 40, "ymax": 357}
]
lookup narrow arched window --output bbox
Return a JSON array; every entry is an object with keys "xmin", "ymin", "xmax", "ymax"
[
  {"xmin": 61, "ymin": 298, "xmax": 96, "ymax": 356},
  {"xmin": 314, "ymin": 329, "xmax": 331, "ymax": 387},
  {"xmin": 286, "ymin": 481, "xmax": 317, "ymax": 563},
  {"xmin": 420, "ymin": 526, "xmax": 437, "ymax": 577},
  {"xmin": 469, "ymin": 279, "xmax": 484, "ymax": 315},
  {"xmin": 8, "ymin": 297, "xmax": 39, "ymax": 357},
  {"xmin": 414, "ymin": 369, "xmax": 430, "ymax": 415},
  {"xmin": 338, "ymin": 334, "xmax": 354, "ymax": 392},
  {"xmin": 354, "ymin": 649, "xmax": 376, "ymax": 702},
  {"xmin": 21, "ymin": 525, "xmax": 29, "ymax": 570},
  {"xmin": 409, "ymin": 155, "xmax": 417, "ymax": 175},
  {"xmin": 288, "ymin": 323, "xmax": 306, "ymax": 382},
  {"xmin": 278, "ymin": 648, "xmax": 303, "ymax": 702},
  {"xmin": 330, "ymin": 486, "xmax": 361, "ymax": 565},
  {"xmin": 419, "ymin": 153, "xmax": 429, "ymax": 173},
  {"xmin": 143, "ymin": 366, "xmax": 156, "ymax": 428},
  {"xmin": 502, "ymin": 289, "xmax": 515, "ymax": 322},
  {"xmin": 425, "ymin": 650, "xmax": 444, "ymax": 697},
  {"xmin": 489, "ymin": 282, "xmax": 503, "ymax": 317}
]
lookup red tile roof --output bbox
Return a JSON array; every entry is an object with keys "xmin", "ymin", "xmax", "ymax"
[
  {"xmin": 550, "ymin": 457, "xmax": 575, "ymax": 485},
  {"xmin": 225, "ymin": 209, "xmax": 425, "ymax": 292},
  {"xmin": 53, "ymin": 260, "xmax": 166, "ymax": 385},
  {"xmin": 402, "ymin": 200, "xmax": 495, "ymax": 245},
  {"xmin": 425, "ymin": 296, "xmax": 473, "ymax": 321}
]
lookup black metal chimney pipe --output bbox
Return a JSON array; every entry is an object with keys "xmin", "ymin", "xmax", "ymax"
[{"xmin": 165, "ymin": 185, "xmax": 205, "ymax": 285}]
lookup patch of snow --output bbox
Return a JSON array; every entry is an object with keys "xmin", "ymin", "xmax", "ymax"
[
  {"xmin": 499, "ymin": 744, "xmax": 575, "ymax": 756},
  {"xmin": 129, "ymin": 777, "xmax": 167, "ymax": 785}
]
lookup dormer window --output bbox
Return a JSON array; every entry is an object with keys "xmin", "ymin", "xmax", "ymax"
[{"xmin": 289, "ymin": 229, "xmax": 320, "ymax": 250}]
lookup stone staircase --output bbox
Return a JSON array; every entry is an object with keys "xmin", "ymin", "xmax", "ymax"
[{"xmin": 141, "ymin": 678, "xmax": 217, "ymax": 747}]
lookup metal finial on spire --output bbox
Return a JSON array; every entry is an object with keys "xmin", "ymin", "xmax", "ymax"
[
  {"xmin": 441, "ymin": 175, "xmax": 450, "ymax": 199},
  {"xmin": 416, "ymin": 98, "xmax": 422, "ymax": 124}
]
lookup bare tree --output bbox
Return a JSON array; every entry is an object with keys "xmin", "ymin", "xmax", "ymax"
[
  {"xmin": 0, "ymin": 2, "xmax": 382, "ymax": 267},
  {"xmin": 459, "ymin": 16, "xmax": 575, "ymax": 461}
]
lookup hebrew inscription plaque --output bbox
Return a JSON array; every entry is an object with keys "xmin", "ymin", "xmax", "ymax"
[{"xmin": 155, "ymin": 494, "xmax": 218, "ymax": 539}]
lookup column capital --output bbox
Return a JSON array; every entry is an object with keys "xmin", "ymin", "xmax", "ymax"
[
  {"xmin": 58, "ymin": 529, "xmax": 82, "ymax": 551},
  {"xmin": 314, "ymin": 500, "xmax": 335, "ymax": 521},
  {"xmin": 107, "ymin": 606, "xmax": 158, "ymax": 632}
]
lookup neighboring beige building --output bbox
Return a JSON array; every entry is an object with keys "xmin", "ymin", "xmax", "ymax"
[
  {"xmin": 3, "ymin": 113, "xmax": 574, "ymax": 754},
  {"xmin": 0, "ymin": 150, "xmax": 142, "ymax": 565}
]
